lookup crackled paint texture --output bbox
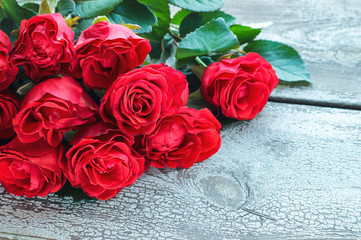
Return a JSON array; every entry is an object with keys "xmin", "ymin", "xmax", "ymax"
[{"xmin": 0, "ymin": 102, "xmax": 361, "ymax": 239}]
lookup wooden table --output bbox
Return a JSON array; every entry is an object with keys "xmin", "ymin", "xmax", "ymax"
[{"xmin": 1, "ymin": 0, "xmax": 360, "ymax": 239}]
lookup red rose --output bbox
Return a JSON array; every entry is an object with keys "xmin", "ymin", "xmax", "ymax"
[
  {"xmin": 135, "ymin": 107, "xmax": 221, "ymax": 169},
  {"xmin": 0, "ymin": 89, "xmax": 21, "ymax": 139},
  {"xmin": 71, "ymin": 21, "xmax": 151, "ymax": 89},
  {"xmin": 201, "ymin": 53, "xmax": 279, "ymax": 120},
  {"xmin": 12, "ymin": 76, "xmax": 98, "ymax": 147},
  {"xmin": 0, "ymin": 137, "xmax": 65, "ymax": 197},
  {"xmin": 61, "ymin": 123, "xmax": 144, "ymax": 200},
  {"xmin": 100, "ymin": 64, "xmax": 189, "ymax": 135},
  {"xmin": 11, "ymin": 13, "xmax": 75, "ymax": 81},
  {"xmin": 0, "ymin": 30, "xmax": 18, "ymax": 90}
]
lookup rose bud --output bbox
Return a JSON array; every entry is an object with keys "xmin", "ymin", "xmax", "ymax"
[
  {"xmin": 0, "ymin": 30, "xmax": 18, "ymax": 90},
  {"xmin": 71, "ymin": 21, "xmax": 151, "ymax": 89},
  {"xmin": 201, "ymin": 53, "xmax": 279, "ymax": 120},
  {"xmin": 0, "ymin": 137, "xmax": 65, "ymax": 198},
  {"xmin": 12, "ymin": 76, "xmax": 98, "ymax": 147},
  {"xmin": 0, "ymin": 89, "xmax": 21, "ymax": 139},
  {"xmin": 60, "ymin": 122, "xmax": 145, "ymax": 200},
  {"xmin": 100, "ymin": 63, "xmax": 189, "ymax": 136},
  {"xmin": 135, "ymin": 107, "xmax": 221, "ymax": 169},
  {"xmin": 11, "ymin": 13, "xmax": 75, "ymax": 81}
]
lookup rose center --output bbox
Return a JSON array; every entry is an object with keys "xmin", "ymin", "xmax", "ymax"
[
  {"xmin": 10, "ymin": 161, "xmax": 41, "ymax": 191},
  {"xmin": 92, "ymin": 156, "xmax": 115, "ymax": 174},
  {"xmin": 130, "ymin": 91, "xmax": 152, "ymax": 115},
  {"xmin": 49, "ymin": 111, "xmax": 61, "ymax": 123},
  {"xmin": 32, "ymin": 40, "xmax": 50, "ymax": 58},
  {"xmin": 151, "ymin": 121, "xmax": 186, "ymax": 151}
]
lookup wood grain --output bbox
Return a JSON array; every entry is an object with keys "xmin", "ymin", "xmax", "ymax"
[
  {"xmin": 0, "ymin": 102, "xmax": 360, "ymax": 239},
  {"xmin": 222, "ymin": 0, "xmax": 361, "ymax": 107}
]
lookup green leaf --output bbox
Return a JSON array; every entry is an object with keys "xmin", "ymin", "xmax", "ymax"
[
  {"xmin": 16, "ymin": 0, "xmax": 42, "ymax": 5},
  {"xmin": 149, "ymin": 41, "xmax": 162, "ymax": 59},
  {"xmin": 138, "ymin": 0, "xmax": 170, "ymax": 41},
  {"xmin": 72, "ymin": 17, "xmax": 93, "ymax": 39},
  {"xmin": 244, "ymin": 40, "xmax": 310, "ymax": 82},
  {"xmin": 148, "ymin": 34, "xmax": 177, "ymax": 68},
  {"xmin": 38, "ymin": 0, "xmax": 52, "ymax": 14},
  {"xmin": 22, "ymin": 2, "xmax": 40, "ymax": 12},
  {"xmin": 230, "ymin": 24, "xmax": 261, "ymax": 45},
  {"xmin": 180, "ymin": 66, "xmax": 201, "ymax": 93},
  {"xmin": 149, "ymin": 33, "xmax": 172, "ymax": 59},
  {"xmin": 0, "ymin": 8, "xmax": 4, "ymax": 19},
  {"xmin": 75, "ymin": 0, "xmax": 122, "ymax": 19},
  {"xmin": 188, "ymin": 89, "xmax": 202, "ymax": 100},
  {"xmin": 166, "ymin": 0, "xmax": 223, "ymax": 12},
  {"xmin": 2, "ymin": 0, "xmax": 36, "ymax": 24},
  {"xmin": 158, "ymin": 33, "xmax": 176, "ymax": 67},
  {"xmin": 56, "ymin": 0, "xmax": 75, "ymax": 16},
  {"xmin": 92, "ymin": 15, "xmax": 110, "ymax": 24},
  {"xmin": 176, "ymin": 18, "xmax": 238, "ymax": 60},
  {"xmin": 179, "ymin": 11, "xmax": 235, "ymax": 37},
  {"xmin": 171, "ymin": 9, "xmax": 190, "ymax": 26},
  {"xmin": 107, "ymin": 0, "xmax": 156, "ymax": 33},
  {"xmin": 16, "ymin": 82, "xmax": 36, "ymax": 95},
  {"xmin": 189, "ymin": 64, "xmax": 206, "ymax": 80},
  {"xmin": 0, "ymin": 17, "xmax": 20, "ymax": 43},
  {"xmin": 122, "ymin": 23, "xmax": 141, "ymax": 31}
]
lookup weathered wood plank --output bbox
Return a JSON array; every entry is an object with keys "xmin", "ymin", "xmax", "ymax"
[
  {"xmin": 0, "ymin": 102, "xmax": 360, "ymax": 239},
  {"xmin": 222, "ymin": 0, "xmax": 361, "ymax": 106}
]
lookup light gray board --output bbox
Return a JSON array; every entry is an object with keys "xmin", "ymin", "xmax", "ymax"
[
  {"xmin": 0, "ymin": 102, "xmax": 361, "ymax": 240},
  {"xmin": 222, "ymin": 0, "xmax": 361, "ymax": 106}
]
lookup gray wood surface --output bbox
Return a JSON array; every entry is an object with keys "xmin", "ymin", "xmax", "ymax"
[
  {"xmin": 1, "ymin": 102, "xmax": 360, "ymax": 240},
  {"xmin": 222, "ymin": 0, "xmax": 361, "ymax": 107}
]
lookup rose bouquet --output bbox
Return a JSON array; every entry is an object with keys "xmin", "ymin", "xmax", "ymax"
[{"xmin": 0, "ymin": 0, "xmax": 309, "ymax": 201}]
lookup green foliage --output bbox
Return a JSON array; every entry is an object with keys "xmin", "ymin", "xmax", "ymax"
[
  {"xmin": 230, "ymin": 24, "xmax": 261, "ymax": 45},
  {"xmin": 0, "ymin": 17, "xmax": 20, "ymax": 42},
  {"xmin": 21, "ymin": 2, "xmax": 39, "ymax": 12},
  {"xmin": 171, "ymin": 9, "xmax": 191, "ymax": 26},
  {"xmin": 179, "ymin": 11, "xmax": 235, "ymax": 37},
  {"xmin": 16, "ymin": 0, "xmax": 42, "ymax": 5},
  {"xmin": 72, "ymin": 18, "xmax": 94, "ymax": 39},
  {"xmin": 138, "ymin": 0, "xmax": 170, "ymax": 41},
  {"xmin": 75, "ymin": 0, "xmax": 122, "ymax": 18},
  {"xmin": 56, "ymin": 0, "xmax": 75, "ymax": 16},
  {"xmin": 176, "ymin": 18, "xmax": 238, "ymax": 59},
  {"xmin": 166, "ymin": 0, "xmax": 223, "ymax": 12},
  {"xmin": 244, "ymin": 40, "xmax": 311, "ymax": 82},
  {"xmin": 0, "ymin": 0, "xmax": 310, "ymax": 91},
  {"xmin": 107, "ymin": 0, "xmax": 156, "ymax": 33},
  {"xmin": 2, "ymin": 0, "xmax": 36, "ymax": 24},
  {"xmin": 92, "ymin": 16, "xmax": 110, "ymax": 24}
]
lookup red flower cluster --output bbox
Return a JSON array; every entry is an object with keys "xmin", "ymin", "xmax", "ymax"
[{"xmin": 0, "ymin": 14, "xmax": 222, "ymax": 200}]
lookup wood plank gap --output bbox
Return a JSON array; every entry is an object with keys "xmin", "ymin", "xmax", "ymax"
[{"xmin": 268, "ymin": 96, "xmax": 361, "ymax": 111}]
